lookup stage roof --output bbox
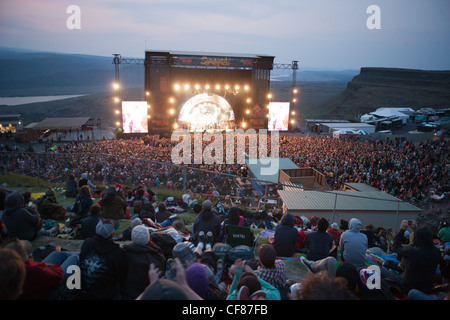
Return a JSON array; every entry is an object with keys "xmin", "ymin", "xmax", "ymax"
[
  {"xmin": 145, "ymin": 50, "xmax": 274, "ymax": 59},
  {"xmin": 25, "ymin": 117, "xmax": 91, "ymax": 130}
]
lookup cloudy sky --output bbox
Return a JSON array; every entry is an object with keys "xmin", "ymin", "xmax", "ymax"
[{"xmin": 0, "ymin": 0, "xmax": 449, "ymax": 70}]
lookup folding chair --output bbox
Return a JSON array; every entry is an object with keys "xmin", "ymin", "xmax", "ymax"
[{"xmin": 225, "ymin": 224, "xmax": 258, "ymax": 249}]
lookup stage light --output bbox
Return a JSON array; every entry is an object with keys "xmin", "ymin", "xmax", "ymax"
[
  {"xmin": 174, "ymin": 84, "xmax": 180, "ymax": 90},
  {"xmin": 147, "ymin": 104, "xmax": 150, "ymax": 109},
  {"xmin": 266, "ymin": 114, "xmax": 270, "ymax": 118},
  {"xmin": 115, "ymin": 110, "xmax": 120, "ymax": 114},
  {"xmin": 241, "ymin": 122, "xmax": 247, "ymax": 128},
  {"xmin": 235, "ymin": 85, "xmax": 240, "ymax": 90},
  {"xmin": 114, "ymin": 97, "xmax": 120, "ymax": 102},
  {"xmin": 169, "ymin": 108, "xmax": 175, "ymax": 115},
  {"xmin": 147, "ymin": 115, "xmax": 151, "ymax": 119},
  {"xmin": 225, "ymin": 84, "xmax": 230, "ymax": 90},
  {"xmin": 169, "ymin": 97, "xmax": 175, "ymax": 103},
  {"xmin": 113, "ymin": 83, "xmax": 119, "ymax": 89},
  {"xmin": 291, "ymin": 111, "xmax": 296, "ymax": 115},
  {"xmin": 115, "ymin": 121, "xmax": 120, "ymax": 126},
  {"xmin": 290, "ymin": 120, "xmax": 295, "ymax": 124},
  {"xmin": 244, "ymin": 85, "xmax": 249, "ymax": 91},
  {"xmin": 293, "ymin": 88, "xmax": 298, "ymax": 94},
  {"xmin": 146, "ymin": 91, "xmax": 150, "ymax": 96},
  {"xmin": 184, "ymin": 84, "xmax": 190, "ymax": 90},
  {"xmin": 267, "ymin": 93, "xmax": 272, "ymax": 99},
  {"xmin": 195, "ymin": 84, "xmax": 200, "ymax": 90},
  {"xmin": 246, "ymin": 98, "xmax": 251, "ymax": 103},
  {"xmin": 174, "ymin": 123, "xmax": 179, "ymax": 129},
  {"xmin": 245, "ymin": 109, "xmax": 251, "ymax": 114},
  {"xmin": 292, "ymin": 98, "xmax": 297, "ymax": 102},
  {"xmin": 205, "ymin": 84, "xmax": 210, "ymax": 90},
  {"xmin": 215, "ymin": 84, "xmax": 220, "ymax": 90}
]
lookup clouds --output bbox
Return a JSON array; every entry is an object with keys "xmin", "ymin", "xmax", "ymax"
[{"xmin": 0, "ymin": 0, "xmax": 449, "ymax": 69}]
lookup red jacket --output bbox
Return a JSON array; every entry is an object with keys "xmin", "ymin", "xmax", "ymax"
[
  {"xmin": 19, "ymin": 258, "xmax": 63, "ymax": 300},
  {"xmin": 327, "ymin": 228, "xmax": 342, "ymax": 242}
]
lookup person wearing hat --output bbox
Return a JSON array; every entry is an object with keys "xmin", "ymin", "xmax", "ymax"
[
  {"xmin": 75, "ymin": 219, "xmax": 127, "ymax": 300},
  {"xmin": 78, "ymin": 172, "xmax": 96, "ymax": 190},
  {"xmin": 327, "ymin": 222, "xmax": 342, "ymax": 243},
  {"xmin": 191, "ymin": 200, "xmax": 222, "ymax": 247},
  {"xmin": 122, "ymin": 225, "xmax": 166, "ymax": 300}
]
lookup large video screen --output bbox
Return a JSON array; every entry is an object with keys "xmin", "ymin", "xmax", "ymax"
[
  {"xmin": 122, "ymin": 101, "xmax": 149, "ymax": 133},
  {"xmin": 267, "ymin": 102, "xmax": 290, "ymax": 131}
]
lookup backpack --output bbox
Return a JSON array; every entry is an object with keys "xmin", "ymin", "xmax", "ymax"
[
  {"xmin": 227, "ymin": 245, "xmax": 254, "ymax": 262},
  {"xmin": 150, "ymin": 233, "xmax": 177, "ymax": 259}
]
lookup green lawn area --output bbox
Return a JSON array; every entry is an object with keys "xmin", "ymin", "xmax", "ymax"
[{"xmin": 1, "ymin": 173, "xmax": 310, "ymax": 281}]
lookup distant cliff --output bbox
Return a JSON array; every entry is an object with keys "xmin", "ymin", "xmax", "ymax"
[{"xmin": 314, "ymin": 67, "xmax": 450, "ymax": 120}]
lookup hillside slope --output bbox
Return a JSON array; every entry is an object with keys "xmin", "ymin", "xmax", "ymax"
[{"xmin": 314, "ymin": 67, "xmax": 450, "ymax": 120}]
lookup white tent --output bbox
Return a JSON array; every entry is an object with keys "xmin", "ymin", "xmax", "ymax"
[
  {"xmin": 369, "ymin": 108, "xmax": 413, "ymax": 123},
  {"xmin": 360, "ymin": 114, "xmax": 376, "ymax": 122}
]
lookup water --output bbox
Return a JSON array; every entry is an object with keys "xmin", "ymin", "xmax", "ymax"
[{"xmin": 0, "ymin": 95, "xmax": 86, "ymax": 106}]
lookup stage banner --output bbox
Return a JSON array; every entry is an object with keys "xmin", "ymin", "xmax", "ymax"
[{"xmin": 173, "ymin": 55, "xmax": 254, "ymax": 68}]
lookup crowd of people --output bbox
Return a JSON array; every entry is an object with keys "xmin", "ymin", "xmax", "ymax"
[
  {"xmin": 1, "ymin": 134, "xmax": 448, "ymax": 208},
  {"xmin": 0, "ymin": 133, "xmax": 449, "ymax": 301},
  {"xmin": 0, "ymin": 176, "xmax": 449, "ymax": 301}
]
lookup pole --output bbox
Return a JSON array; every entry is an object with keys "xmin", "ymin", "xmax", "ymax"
[
  {"xmin": 395, "ymin": 200, "xmax": 400, "ymax": 232},
  {"xmin": 332, "ymin": 193, "xmax": 338, "ymax": 223},
  {"xmin": 183, "ymin": 165, "xmax": 187, "ymax": 194}
]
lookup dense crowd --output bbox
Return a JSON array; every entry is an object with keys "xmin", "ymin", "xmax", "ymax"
[
  {"xmin": 0, "ymin": 180, "xmax": 449, "ymax": 301},
  {"xmin": 0, "ymin": 133, "xmax": 449, "ymax": 301},
  {"xmin": 1, "ymin": 134, "xmax": 448, "ymax": 207}
]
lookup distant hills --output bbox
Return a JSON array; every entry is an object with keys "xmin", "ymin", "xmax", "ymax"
[
  {"xmin": 0, "ymin": 47, "xmax": 143, "ymax": 96},
  {"xmin": 314, "ymin": 67, "xmax": 450, "ymax": 120},
  {"xmin": 0, "ymin": 48, "xmax": 449, "ymax": 126}
]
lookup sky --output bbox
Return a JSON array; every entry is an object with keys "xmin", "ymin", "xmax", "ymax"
[{"xmin": 0, "ymin": 0, "xmax": 449, "ymax": 70}]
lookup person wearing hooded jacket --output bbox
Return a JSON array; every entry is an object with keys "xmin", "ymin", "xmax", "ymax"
[
  {"xmin": 273, "ymin": 213, "xmax": 299, "ymax": 257},
  {"xmin": 339, "ymin": 218, "xmax": 368, "ymax": 268},
  {"xmin": 2, "ymin": 192, "xmax": 57, "ymax": 241}
]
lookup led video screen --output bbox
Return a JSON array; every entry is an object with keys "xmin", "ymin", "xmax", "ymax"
[
  {"xmin": 267, "ymin": 102, "xmax": 290, "ymax": 131},
  {"xmin": 122, "ymin": 101, "xmax": 149, "ymax": 133}
]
